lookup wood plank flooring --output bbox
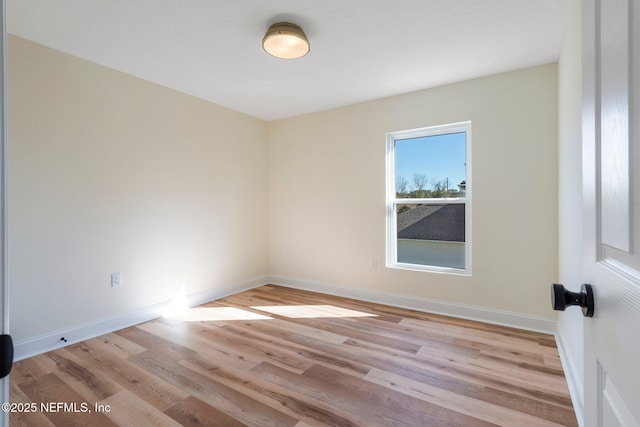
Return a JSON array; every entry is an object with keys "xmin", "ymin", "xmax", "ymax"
[{"xmin": 10, "ymin": 285, "xmax": 578, "ymax": 426}]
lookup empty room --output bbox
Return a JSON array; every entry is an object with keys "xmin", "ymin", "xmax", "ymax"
[{"xmin": 0, "ymin": 0, "xmax": 638, "ymax": 426}]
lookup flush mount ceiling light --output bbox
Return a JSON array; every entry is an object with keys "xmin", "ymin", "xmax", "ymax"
[{"xmin": 262, "ymin": 22, "xmax": 310, "ymax": 59}]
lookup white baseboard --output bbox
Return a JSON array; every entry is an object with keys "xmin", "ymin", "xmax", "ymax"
[
  {"xmin": 555, "ymin": 330, "xmax": 584, "ymax": 427},
  {"xmin": 13, "ymin": 276, "xmax": 269, "ymax": 361},
  {"xmin": 267, "ymin": 275, "xmax": 557, "ymax": 334}
]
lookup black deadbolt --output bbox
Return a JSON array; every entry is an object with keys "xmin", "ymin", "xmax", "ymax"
[{"xmin": 551, "ymin": 283, "xmax": 594, "ymax": 317}]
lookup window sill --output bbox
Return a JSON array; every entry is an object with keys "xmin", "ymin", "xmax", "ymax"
[{"xmin": 386, "ymin": 262, "xmax": 471, "ymax": 276}]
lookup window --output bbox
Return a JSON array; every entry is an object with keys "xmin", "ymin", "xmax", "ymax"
[{"xmin": 386, "ymin": 122, "xmax": 471, "ymax": 274}]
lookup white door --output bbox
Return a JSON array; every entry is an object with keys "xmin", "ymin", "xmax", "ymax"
[{"xmin": 582, "ymin": 0, "xmax": 640, "ymax": 425}]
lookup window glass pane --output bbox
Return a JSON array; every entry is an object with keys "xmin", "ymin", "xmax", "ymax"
[
  {"xmin": 395, "ymin": 132, "xmax": 466, "ymax": 198},
  {"xmin": 396, "ymin": 203, "xmax": 465, "ymax": 269}
]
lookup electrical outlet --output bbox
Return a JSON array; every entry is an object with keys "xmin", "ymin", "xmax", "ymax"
[
  {"xmin": 370, "ymin": 259, "xmax": 378, "ymax": 269},
  {"xmin": 111, "ymin": 272, "xmax": 122, "ymax": 288}
]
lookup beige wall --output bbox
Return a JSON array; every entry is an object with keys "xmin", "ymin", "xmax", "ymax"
[
  {"xmin": 8, "ymin": 36, "xmax": 269, "ymax": 341},
  {"xmin": 268, "ymin": 63, "xmax": 558, "ymax": 318}
]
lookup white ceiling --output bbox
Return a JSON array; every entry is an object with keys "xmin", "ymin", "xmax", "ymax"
[{"xmin": 7, "ymin": 0, "xmax": 572, "ymax": 121}]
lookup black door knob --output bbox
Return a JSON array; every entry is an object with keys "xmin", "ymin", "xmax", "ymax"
[
  {"xmin": 551, "ymin": 283, "xmax": 594, "ymax": 317},
  {"xmin": 0, "ymin": 334, "xmax": 12, "ymax": 379}
]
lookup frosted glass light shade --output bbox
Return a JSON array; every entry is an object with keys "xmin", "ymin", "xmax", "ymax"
[{"xmin": 262, "ymin": 22, "xmax": 310, "ymax": 59}]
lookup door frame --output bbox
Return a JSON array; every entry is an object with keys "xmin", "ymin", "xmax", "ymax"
[{"xmin": 0, "ymin": 1, "xmax": 9, "ymax": 426}]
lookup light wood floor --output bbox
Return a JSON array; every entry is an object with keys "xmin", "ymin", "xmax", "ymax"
[{"xmin": 10, "ymin": 285, "xmax": 578, "ymax": 426}]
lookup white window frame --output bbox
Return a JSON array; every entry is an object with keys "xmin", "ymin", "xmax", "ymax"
[{"xmin": 386, "ymin": 121, "xmax": 472, "ymax": 275}]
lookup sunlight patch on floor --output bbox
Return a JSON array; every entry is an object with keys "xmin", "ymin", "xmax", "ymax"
[
  {"xmin": 251, "ymin": 305, "xmax": 377, "ymax": 318},
  {"xmin": 165, "ymin": 306, "xmax": 273, "ymax": 322}
]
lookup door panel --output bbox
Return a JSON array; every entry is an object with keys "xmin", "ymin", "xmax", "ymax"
[
  {"xmin": 599, "ymin": 0, "xmax": 630, "ymax": 252},
  {"xmin": 599, "ymin": 363, "xmax": 639, "ymax": 427}
]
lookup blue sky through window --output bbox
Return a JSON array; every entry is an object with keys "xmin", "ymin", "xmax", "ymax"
[{"xmin": 395, "ymin": 132, "xmax": 466, "ymax": 191}]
